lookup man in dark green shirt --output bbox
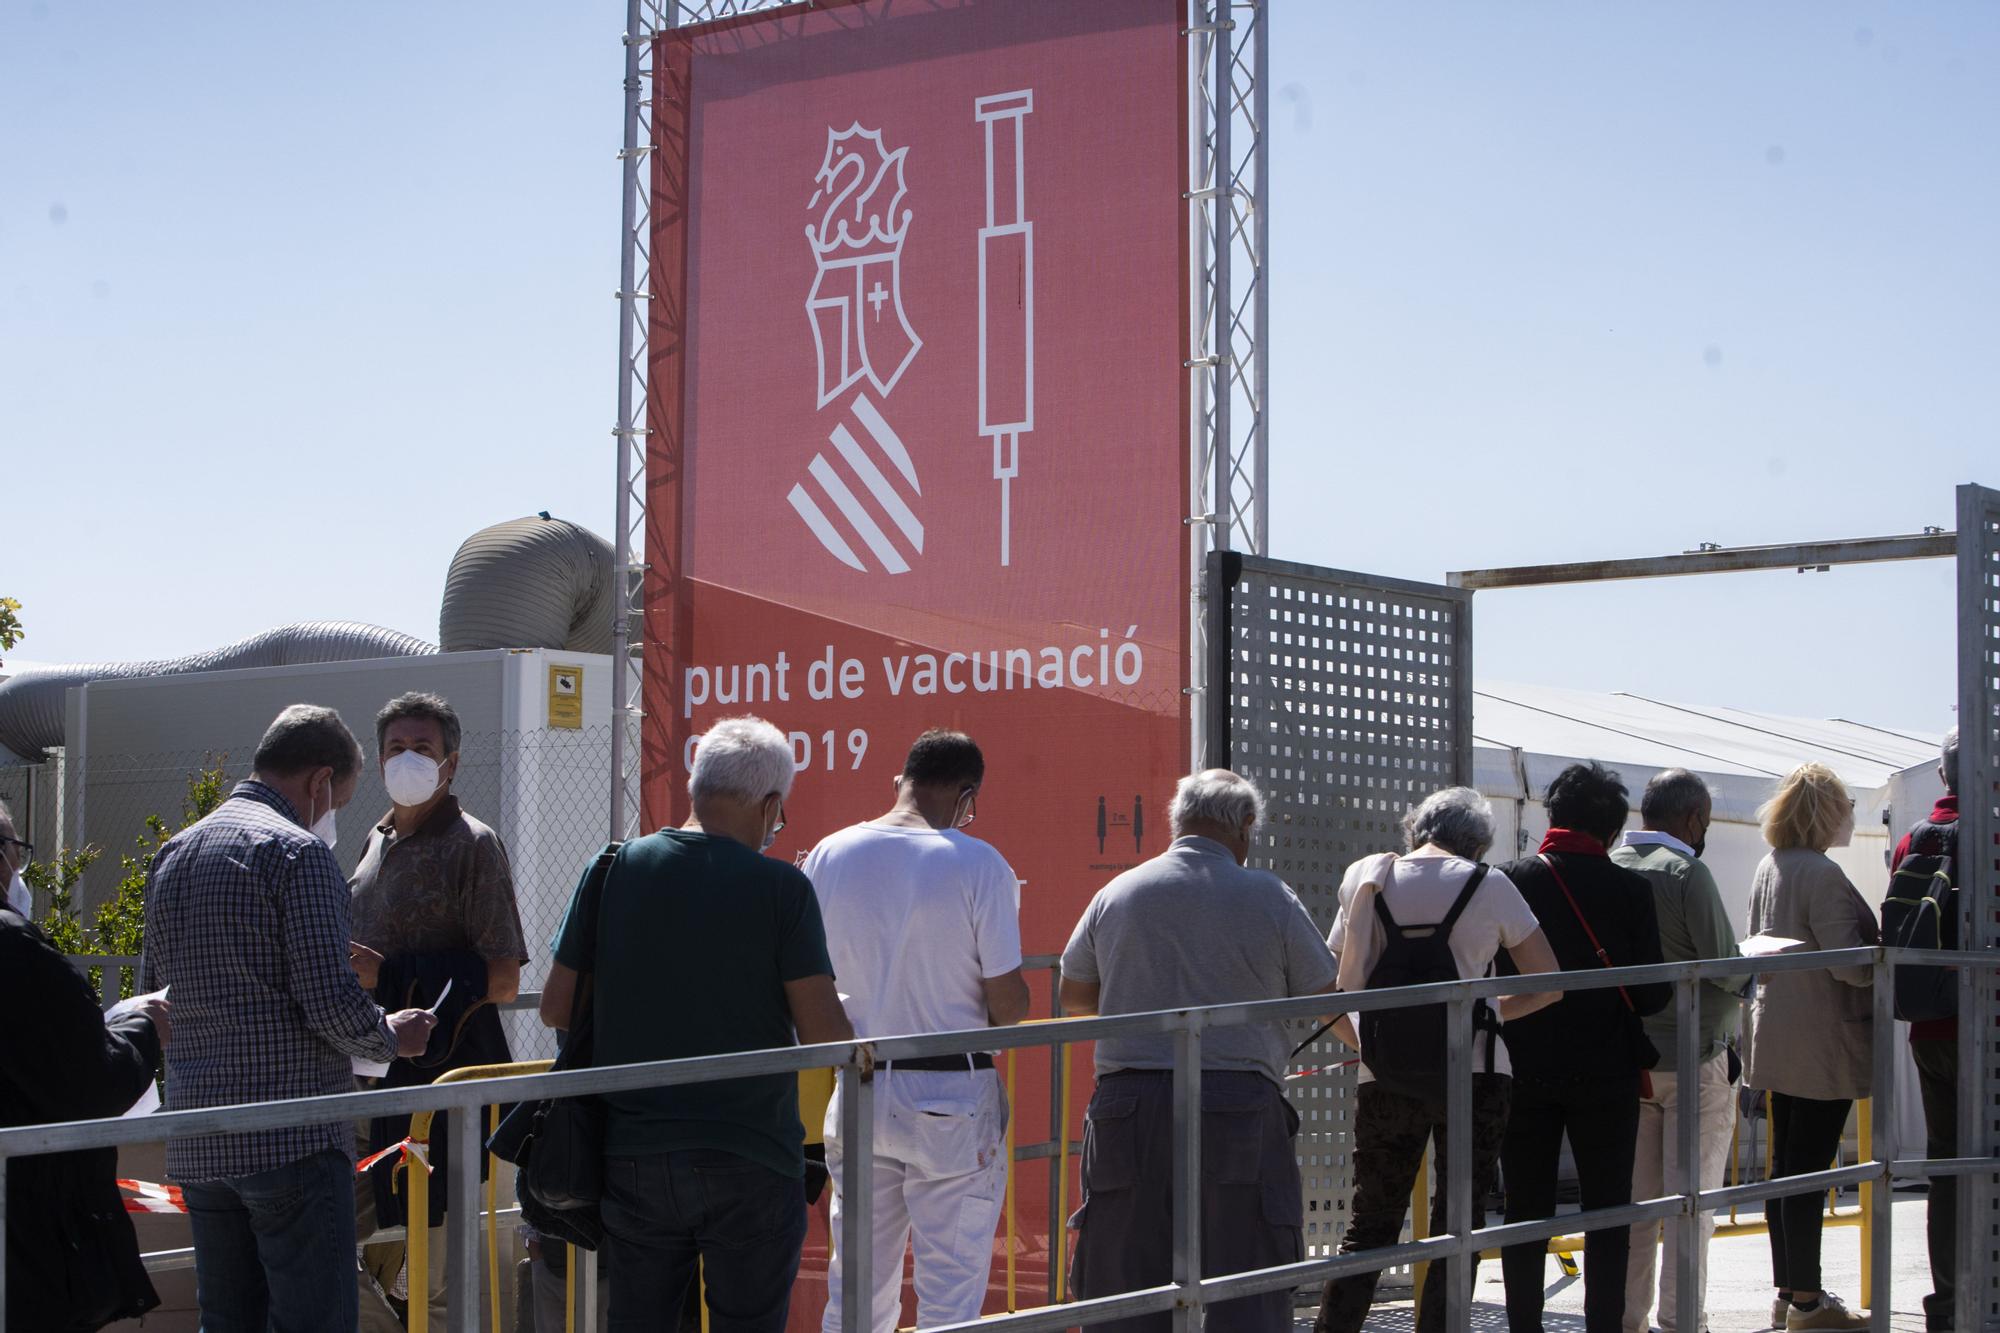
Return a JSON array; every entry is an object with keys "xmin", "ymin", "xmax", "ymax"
[{"xmin": 541, "ymin": 716, "xmax": 852, "ymax": 1333}]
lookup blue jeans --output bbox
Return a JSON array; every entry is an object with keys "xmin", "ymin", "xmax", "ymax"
[
  {"xmin": 183, "ymin": 1148, "xmax": 359, "ymax": 1333},
  {"xmin": 601, "ymin": 1149, "xmax": 807, "ymax": 1333}
]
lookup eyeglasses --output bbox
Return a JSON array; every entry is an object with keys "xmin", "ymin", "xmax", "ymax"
[
  {"xmin": 772, "ymin": 800, "xmax": 787, "ymax": 835},
  {"xmin": 0, "ymin": 835, "xmax": 31, "ymax": 858}
]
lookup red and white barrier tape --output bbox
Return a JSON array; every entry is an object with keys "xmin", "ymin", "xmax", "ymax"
[
  {"xmin": 118, "ymin": 1178, "xmax": 187, "ymax": 1215},
  {"xmin": 356, "ymin": 1136, "xmax": 431, "ymax": 1175},
  {"xmin": 117, "ymin": 1139, "xmax": 430, "ymax": 1216},
  {"xmin": 1285, "ymin": 1059, "xmax": 1361, "ymax": 1081}
]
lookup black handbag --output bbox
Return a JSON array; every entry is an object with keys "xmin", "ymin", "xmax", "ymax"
[
  {"xmin": 490, "ymin": 842, "xmax": 619, "ymax": 1236},
  {"xmin": 1541, "ymin": 854, "xmax": 1661, "ymax": 1096}
]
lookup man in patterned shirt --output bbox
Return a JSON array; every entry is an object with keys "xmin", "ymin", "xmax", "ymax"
[
  {"xmin": 142, "ymin": 704, "xmax": 436, "ymax": 1333},
  {"xmin": 349, "ymin": 690, "xmax": 528, "ymax": 1330}
]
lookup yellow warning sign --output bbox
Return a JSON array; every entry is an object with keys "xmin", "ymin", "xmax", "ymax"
[{"xmin": 549, "ymin": 664, "xmax": 583, "ymax": 730}]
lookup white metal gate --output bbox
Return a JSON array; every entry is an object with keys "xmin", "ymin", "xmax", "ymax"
[
  {"xmin": 1957, "ymin": 483, "xmax": 2000, "ymax": 1332},
  {"xmin": 1204, "ymin": 551, "xmax": 1474, "ymax": 1258}
]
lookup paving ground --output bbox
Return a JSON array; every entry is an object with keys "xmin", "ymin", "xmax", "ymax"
[{"xmin": 1309, "ymin": 1194, "xmax": 1937, "ymax": 1333}]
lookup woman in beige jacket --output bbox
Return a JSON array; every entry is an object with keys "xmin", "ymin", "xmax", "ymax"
[{"xmin": 1742, "ymin": 764, "xmax": 1880, "ymax": 1332}]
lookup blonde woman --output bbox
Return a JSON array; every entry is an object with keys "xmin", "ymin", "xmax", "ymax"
[{"xmin": 1742, "ymin": 764, "xmax": 1880, "ymax": 1332}]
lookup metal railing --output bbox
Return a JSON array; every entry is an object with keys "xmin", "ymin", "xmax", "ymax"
[{"xmin": 4, "ymin": 946, "xmax": 1994, "ymax": 1333}]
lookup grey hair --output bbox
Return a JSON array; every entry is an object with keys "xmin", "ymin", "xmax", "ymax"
[
  {"xmin": 1168, "ymin": 769, "xmax": 1265, "ymax": 836},
  {"xmin": 0, "ymin": 796, "xmax": 13, "ymax": 832},
  {"xmin": 1941, "ymin": 728, "xmax": 1959, "ymax": 794},
  {"xmin": 1640, "ymin": 768, "xmax": 1711, "ymax": 827},
  {"xmin": 252, "ymin": 704, "xmax": 363, "ymax": 780},
  {"xmin": 689, "ymin": 716, "xmax": 796, "ymax": 806},
  {"xmin": 376, "ymin": 691, "xmax": 462, "ymax": 756},
  {"xmin": 1402, "ymin": 786, "xmax": 1495, "ymax": 860}
]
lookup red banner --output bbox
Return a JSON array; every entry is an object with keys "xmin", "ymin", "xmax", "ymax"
[{"xmin": 646, "ymin": 0, "xmax": 1187, "ymax": 1319}]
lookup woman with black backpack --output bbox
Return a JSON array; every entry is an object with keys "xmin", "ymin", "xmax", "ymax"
[
  {"xmin": 1496, "ymin": 762, "xmax": 1670, "ymax": 1333},
  {"xmin": 1313, "ymin": 786, "xmax": 1561, "ymax": 1333}
]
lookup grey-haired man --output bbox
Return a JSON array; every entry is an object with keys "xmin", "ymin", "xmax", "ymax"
[
  {"xmin": 1060, "ymin": 769, "xmax": 1337, "ymax": 1333},
  {"xmin": 541, "ymin": 716, "xmax": 852, "ymax": 1333}
]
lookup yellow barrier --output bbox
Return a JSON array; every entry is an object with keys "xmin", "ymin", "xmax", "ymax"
[
  {"xmin": 993, "ymin": 1016, "xmax": 1075, "ymax": 1312},
  {"xmin": 1005, "ymin": 1050, "xmax": 1018, "ymax": 1311},
  {"xmin": 1409, "ymin": 1155, "xmax": 1579, "ymax": 1308},
  {"xmin": 402, "ymin": 1059, "xmax": 555, "ymax": 1333},
  {"xmin": 1055, "ymin": 1042, "xmax": 1073, "ymax": 1304},
  {"xmin": 1455, "ymin": 1093, "xmax": 1876, "ymax": 1309},
  {"xmin": 418, "ymin": 1041, "xmax": 1077, "ymax": 1327},
  {"xmin": 1411, "ymin": 1154, "xmax": 1428, "ymax": 1307},
  {"xmin": 487, "ymin": 1104, "xmax": 501, "ymax": 1326}
]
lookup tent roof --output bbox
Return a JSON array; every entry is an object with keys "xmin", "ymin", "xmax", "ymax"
[{"xmin": 1472, "ymin": 681, "xmax": 1941, "ymax": 819}]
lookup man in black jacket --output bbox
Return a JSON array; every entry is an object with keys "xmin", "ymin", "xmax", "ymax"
[
  {"xmin": 0, "ymin": 900, "xmax": 170, "ymax": 1332},
  {"xmin": 1498, "ymin": 762, "xmax": 1669, "ymax": 1333}
]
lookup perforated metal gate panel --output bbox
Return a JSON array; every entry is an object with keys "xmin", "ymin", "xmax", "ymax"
[
  {"xmin": 1206, "ymin": 553, "xmax": 1473, "ymax": 1258},
  {"xmin": 1957, "ymin": 484, "xmax": 2000, "ymax": 1330}
]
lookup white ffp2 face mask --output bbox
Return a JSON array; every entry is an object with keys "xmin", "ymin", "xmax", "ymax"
[
  {"xmin": 5, "ymin": 871, "xmax": 28, "ymax": 917},
  {"xmin": 383, "ymin": 751, "xmax": 443, "ymax": 807}
]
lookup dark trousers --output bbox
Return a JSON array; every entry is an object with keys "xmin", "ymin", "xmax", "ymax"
[
  {"xmin": 1500, "ymin": 1075, "xmax": 1641, "ymax": 1333},
  {"xmin": 1913, "ymin": 1040, "xmax": 1958, "ymax": 1329},
  {"xmin": 1766, "ymin": 1092, "xmax": 1852, "ymax": 1295},
  {"xmin": 1069, "ymin": 1070, "xmax": 1304, "ymax": 1333},
  {"xmin": 1315, "ymin": 1075, "xmax": 1512, "ymax": 1333},
  {"xmin": 600, "ymin": 1149, "xmax": 806, "ymax": 1333},
  {"xmin": 182, "ymin": 1148, "xmax": 360, "ymax": 1333}
]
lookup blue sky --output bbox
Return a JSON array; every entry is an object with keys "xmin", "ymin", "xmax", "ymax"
[{"xmin": 5, "ymin": 2, "xmax": 1993, "ymax": 736}]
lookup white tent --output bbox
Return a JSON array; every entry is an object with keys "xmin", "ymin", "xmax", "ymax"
[{"xmin": 1472, "ymin": 681, "xmax": 1943, "ymax": 1163}]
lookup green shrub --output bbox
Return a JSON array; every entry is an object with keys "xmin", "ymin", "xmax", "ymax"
[{"xmin": 32, "ymin": 760, "xmax": 229, "ymax": 998}]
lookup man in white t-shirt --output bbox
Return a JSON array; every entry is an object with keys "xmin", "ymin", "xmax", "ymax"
[{"xmin": 806, "ymin": 729, "xmax": 1030, "ymax": 1333}]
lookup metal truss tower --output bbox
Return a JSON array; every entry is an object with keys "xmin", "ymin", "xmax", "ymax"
[{"xmin": 609, "ymin": 0, "xmax": 1271, "ymax": 834}]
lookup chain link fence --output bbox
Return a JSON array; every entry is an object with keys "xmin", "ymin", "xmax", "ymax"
[{"xmin": 5, "ymin": 727, "xmax": 617, "ymax": 1060}]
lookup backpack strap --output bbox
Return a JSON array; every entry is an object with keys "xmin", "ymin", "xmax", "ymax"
[
  {"xmin": 1368, "ymin": 856, "xmax": 1401, "ymax": 931},
  {"xmin": 569, "ymin": 840, "xmax": 624, "ymax": 1028},
  {"xmin": 1437, "ymin": 863, "xmax": 1491, "ymax": 935},
  {"xmin": 1431, "ymin": 864, "xmax": 1497, "ymax": 1071},
  {"xmin": 1539, "ymin": 853, "xmax": 1638, "ymax": 1013}
]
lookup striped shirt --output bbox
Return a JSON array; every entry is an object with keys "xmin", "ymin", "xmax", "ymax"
[{"xmin": 142, "ymin": 781, "xmax": 396, "ymax": 1181}]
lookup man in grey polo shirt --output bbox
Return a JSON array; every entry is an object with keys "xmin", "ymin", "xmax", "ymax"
[{"xmin": 1060, "ymin": 769, "xmax": 1338, "ymax": 1333}]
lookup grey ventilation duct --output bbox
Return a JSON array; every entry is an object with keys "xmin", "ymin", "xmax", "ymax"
[
  {"xmin": 0, "ymin": 513, "xmax": 618, "ymax": 760},
  {"xmin": 0, "ymin": 622, "xmax": 439, "ymax": 759},
  {"xmin": 438, "ymin": 516, "xmax": 615, "ymax": 655}
]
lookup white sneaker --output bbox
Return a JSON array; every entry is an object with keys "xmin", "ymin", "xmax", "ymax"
[
  {"xmin": 1785, "ymin": 1292, "xmax": 1868, "ymax": 1331},
  {"xmin": 1773, "ymin": 1298, "xmax": 1793, "ymax": 1329}
]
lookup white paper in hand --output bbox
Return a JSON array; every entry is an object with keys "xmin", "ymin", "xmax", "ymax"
[
  {"xmin": 1739, "ymin": 933, "xmax": 1807, "ymax": 958},
  {"xmin": 123, "ymin": 1082, "xmax": 161, "ymax": 1118},
  {"xmin": 357, "ymin": 981, "xmax": 452, "ymax": 1077},
  {"xmin": 106, "ymin": 986, "xmax": 168, "ymax": 1022}
]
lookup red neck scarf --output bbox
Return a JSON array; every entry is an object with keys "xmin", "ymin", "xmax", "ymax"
[{"xmin": 1539, "ymin": 827, "xmax": 1609, "ymax": 858}]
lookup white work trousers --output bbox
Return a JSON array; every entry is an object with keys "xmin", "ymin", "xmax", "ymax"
[
  {"xmin": 1625, "ymin": 1051, "xmax": 1736, "ymax": 1333},
  {"xmin": 822, "ymin": 1067, "xmax": 1009, "ymax": 1333}
]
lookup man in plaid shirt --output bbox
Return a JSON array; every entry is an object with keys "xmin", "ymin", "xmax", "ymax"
[{"xmin": 143, "ymin": 704, "xmax": 436, "ymax": 1333}]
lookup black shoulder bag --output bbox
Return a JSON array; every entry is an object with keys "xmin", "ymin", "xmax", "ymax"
[
  {"xmin": 490, "ymin": 841, "xmax": 620, "ymax": 1247},
  {"xmin": 1541, "ymin": 853, "xmax": 1660, "ymax": 1097}
]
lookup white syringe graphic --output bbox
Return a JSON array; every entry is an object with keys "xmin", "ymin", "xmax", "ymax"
[{"xmin": 975, "ymin": 90, "xmax": 1034, "ymax": 567}]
